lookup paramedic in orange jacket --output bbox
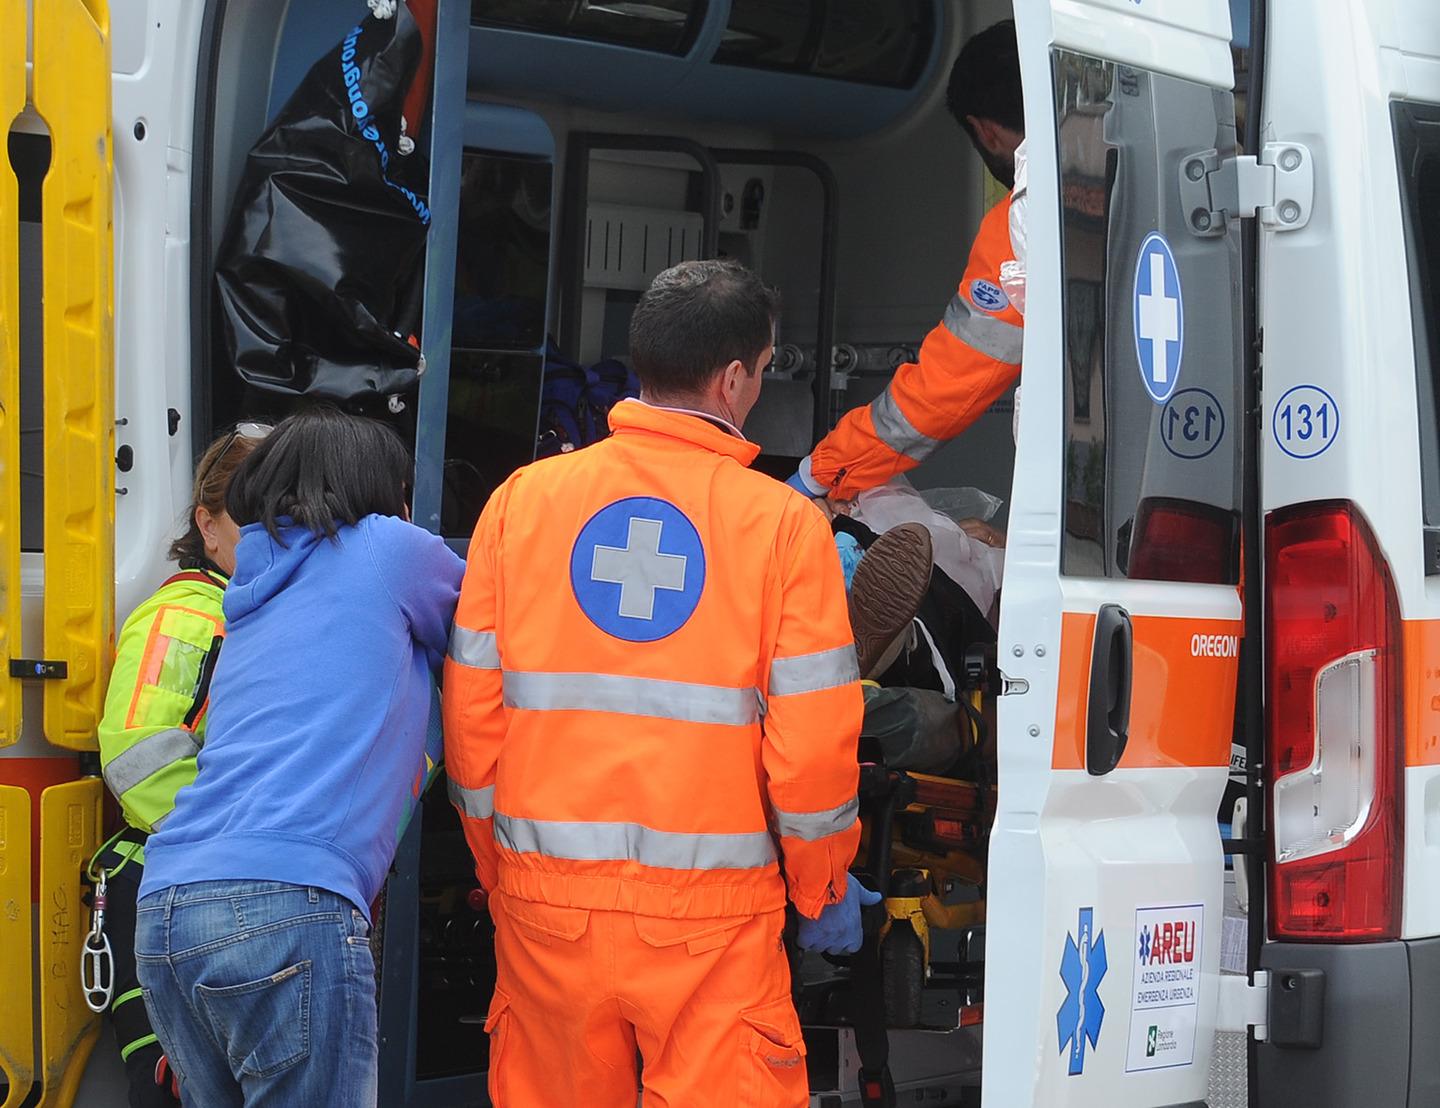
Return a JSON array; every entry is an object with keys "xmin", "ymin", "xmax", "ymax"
[
  {"xmin": 790, "ymin": 20, "xmax": 1025, "ymax": 502},
  {"xmin": 444, "ymin": 260, "xmax": 868, "ymax": 1107}
]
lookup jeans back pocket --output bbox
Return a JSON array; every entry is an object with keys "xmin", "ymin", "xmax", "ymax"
[{"xmin": 196, "ymin": 960, "xmax": 312, "ymax": 1078}]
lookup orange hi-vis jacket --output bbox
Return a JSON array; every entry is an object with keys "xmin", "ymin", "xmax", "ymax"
[
  {"xmin": 443, "ymin": 400, "xmax": 864, "ymax": 921},
  {"xmin": 797, "ymin": 197, "xmax": 1023, "ymax": 501}
]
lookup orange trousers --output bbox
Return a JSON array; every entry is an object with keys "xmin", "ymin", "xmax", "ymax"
[{"xmin": 485, "ymin": 892, "xmax": 809, "ymax": 1107}]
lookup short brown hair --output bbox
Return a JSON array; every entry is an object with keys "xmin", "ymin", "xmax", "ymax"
[
  {"xmin": 168, "ymin": 427, "xmax": 263, "ymax": 568},
  {"xmin": 629, "ymin": 260, "xmax": 779, "ymax": 396}
]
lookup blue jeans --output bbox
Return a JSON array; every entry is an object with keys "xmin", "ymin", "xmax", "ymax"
[{"xmin": 135, "ymin": 881, "xmax": 377, "ymax": 1107}]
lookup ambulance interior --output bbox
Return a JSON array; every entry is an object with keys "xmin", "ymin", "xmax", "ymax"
[{"xmin": 184, "ymin": 0, "xmax": 1245, "ymax": 1093}]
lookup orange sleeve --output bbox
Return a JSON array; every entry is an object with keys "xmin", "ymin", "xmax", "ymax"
[
  {"xmin": 803, "ymin": 198, "xmax": 1023, "ymax": 501},
  {"xmin": 762, "ymin": 504, "xmax": 864, "ymax": 918},
  {"xmin": 442, "ymin": 478, "xmax": 514, "ymax": 891}
]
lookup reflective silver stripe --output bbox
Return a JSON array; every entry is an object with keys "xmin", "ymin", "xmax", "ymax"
[
  {"xmin": 773, "ymin": 797, "xmax": 860, "ymax": 842},
  {"xmin": 503, "ymin": 670, "xmax": 760, "ymax": 727},
  {"xmin": 942, "ymin": 292, "xmax": 1024, "ymax": 363},
  {"xmin": 494, "ymin": 814, "xmax": 777, "ymax": 870},
  {"xmin": 449, "ymin": 625, "xmax": 500, "ymax": 669},
  {"xmin": 102, "ymin": 728, "xmax": 201, "ymax": 798},
  {"xmin": 448, "ymin": 778, "xmax": 495, "ymax": 820},
  {"xmin": 869, "ymin": 387, "xmax": 942, "ymax": 461},
  {"xmin": 769, "ymin": 645, "xmax": 859, "ymax": 697}
]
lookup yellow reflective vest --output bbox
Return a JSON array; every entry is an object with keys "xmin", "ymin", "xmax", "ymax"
[{"xmin": 98, "ymin": 569, "xmax": 226, "ymax": 860}]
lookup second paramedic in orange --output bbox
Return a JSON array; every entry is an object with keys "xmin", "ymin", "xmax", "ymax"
[
  {"xmin": 444, "ymin": 260, "xmax": 866, "ymax": 1107},
  {"xmin": 789, "ymin": 20, "xmax": 1026, "ymax": 502}
]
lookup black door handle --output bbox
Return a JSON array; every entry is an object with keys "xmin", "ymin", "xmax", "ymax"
[{"xmin": 1086, "ymin": 604, "xmax": 1133, "ymax": 776}]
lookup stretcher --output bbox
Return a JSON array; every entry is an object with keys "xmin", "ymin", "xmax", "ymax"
[{"xmin": 795, "ymin": 652, "xmax": 997, "ymax": 1108}]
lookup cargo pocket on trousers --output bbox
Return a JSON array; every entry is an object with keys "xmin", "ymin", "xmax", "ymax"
[
  {"xmin": 497, "ymin": 894, "xmax": 591, "ymax": 946},
  {"xmin": 483, "ymin": 988, "xmax": 513, "ymax": 1091},
  {"xmin": 739, "ymin": 997, "xmax": 808, "ymax": 1105},
  {"xmin": 196, "ymin": 961, "xmax": 311, "ymax": 1079},
  {"xmin": 632, "ymin": 914, "xmax": 746, "ymax": 956}
]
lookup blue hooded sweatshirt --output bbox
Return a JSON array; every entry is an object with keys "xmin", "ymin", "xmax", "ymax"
[{"xmin": 139, "ymin": 514, "xmax": 464, "ymax": 918}]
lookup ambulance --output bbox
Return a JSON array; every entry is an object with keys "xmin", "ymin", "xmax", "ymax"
[{"xmin": 2, "ymin": 0, "xmax": 1438, "ymax": 1105}]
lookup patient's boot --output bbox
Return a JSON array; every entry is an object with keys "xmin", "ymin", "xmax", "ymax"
[{"xmin": 848, "ymin": 522, "xmax": 933, "ymax": 679}]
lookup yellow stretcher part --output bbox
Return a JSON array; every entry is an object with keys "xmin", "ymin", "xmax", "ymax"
[
  {"xmin": 0, "ymin": 785, "xmax": 34, "ymax": 1107},
  {"xmin": 37, "ymin": 778, "xmax": 102, "ymax": 1108},
  {"xmin": 33, "ymin": 0, "xmax": 114, "ymax": 752},
  {"xmin": 0, "ymin": 0, "xmax": 24, "ymax": 749}
]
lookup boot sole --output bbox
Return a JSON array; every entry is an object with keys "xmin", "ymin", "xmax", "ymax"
[{"xmin": 848, "ymin": 523, "xmax": 934, "ymax": 679}]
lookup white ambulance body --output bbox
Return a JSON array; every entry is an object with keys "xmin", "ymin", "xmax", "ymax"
[{"xmin": 3, "ymin": 0, "xmax": 1439, "ymax": 1105}]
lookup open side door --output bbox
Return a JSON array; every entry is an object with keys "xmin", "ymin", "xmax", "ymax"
[{"xmin": 986, "ymin": 2, "xmax": 1243, "ymax": 1104}]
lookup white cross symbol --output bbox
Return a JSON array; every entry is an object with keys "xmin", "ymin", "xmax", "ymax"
[
  {"xmin": 591, "ymin": 517, "xmax": 688, "ymax": 621},
  {"xmin": 1136, "ymin": 251, "xmax": 1179, "ymax": 384}
]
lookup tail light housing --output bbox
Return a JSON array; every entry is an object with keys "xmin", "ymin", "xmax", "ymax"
[
  {"xmin": 1266, "ymin": 501, "xmax": 1403, "ymax": 940},
  {"xmin": 1127, "ymin": 497, "xmax": 1239, "ymax": 584}
]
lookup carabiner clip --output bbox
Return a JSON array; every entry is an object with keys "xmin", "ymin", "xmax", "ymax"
[
  {"xmin": 82, "ymin": 929, "xmax": 114, "ymax": 1013},
  {"xmin": 82, "ymin": 868, "xmax": 114, "ymax": 1013}
]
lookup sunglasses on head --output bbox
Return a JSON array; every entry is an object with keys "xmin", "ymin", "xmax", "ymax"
[{"xmin": 199, "ymin": 421, "xmax": 273, "ymax": 483}]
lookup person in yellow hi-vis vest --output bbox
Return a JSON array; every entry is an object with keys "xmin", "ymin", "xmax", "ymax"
[{"xmin": 94, "ymin": 424, "xmax": 267, "ymax": 1107}]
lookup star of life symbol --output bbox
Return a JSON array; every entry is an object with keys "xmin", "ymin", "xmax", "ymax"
[
  {"xmin": 1057, "ymin": 906, "xmax": 1108, "ymax": 1077},
  {"xmin": 1133, "ymin": 231, "xmax": 1184, "ymax": 404},
  {"xmin": 571, "ymin": 497, "xmax": 706, "ymax": 643},
  {"xmin": 590, "ymin": 517, "xmax": 688, "ymax": 620}
]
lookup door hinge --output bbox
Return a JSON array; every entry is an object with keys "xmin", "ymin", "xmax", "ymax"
[
  {"xmin": 1179, "ymin": 142, "xmax": 1314, "ymax": 236},
  {"xmin": 1216, "ymin": 969, "xmax": 1270, "ymax": 1041}
]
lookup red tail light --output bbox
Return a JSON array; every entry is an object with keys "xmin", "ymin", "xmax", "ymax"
[
  {"xmin": 1127, "ymin": 497, "xmax": 1238, "ymax": 584},
  {"xmin": 1266, "ymin": 501, "xmax": 1403, "ymax": 940}
]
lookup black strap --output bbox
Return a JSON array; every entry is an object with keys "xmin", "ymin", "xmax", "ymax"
[
  {"xmin": 850, "ymin": 930, "xmax": 895, "ymax": 1108},
  {"xmin": 161, "ymin": 568, "xmax": 228, "ymax": 590},
  {"xmin": 181, "ymin": 634, "xmax": 225, "ymax": 731}
]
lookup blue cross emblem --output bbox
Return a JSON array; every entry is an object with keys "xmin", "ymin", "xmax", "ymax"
[
  {"xmin": 1133, "ymin": 231, "xmax": 1184, "ymax": 404},
  {"xmin": 1057, "ymin": 906, "xmax": 1108, "ymax": 1076},
  {"xmin": 570, "ymin": 497, "xmax": 706, "ymax": 642}
]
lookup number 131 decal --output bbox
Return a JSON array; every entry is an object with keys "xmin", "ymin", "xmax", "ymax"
[
  {"xmin": 1161, "ymin": 387, "xmax": 1225, "ymax": 460},
  {"xmin": 1272, "ymin": 384, "xmax": 1340, "ymax": 459}
]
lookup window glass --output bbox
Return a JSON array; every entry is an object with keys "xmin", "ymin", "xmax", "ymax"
[
  {"xmin": 1053, "ymin": 50, "xmax": 1243, "ymax": 583},
  {"xmin": 1394, "ymin": 103, "xmax": 1440, "ymax": 552},
  {"xmin": 813, "ymin": 0, "xmax": 934, "ymax": 87},
  {"xmin": 441, "ymin": 351, "xmax": 544, "ymax": 538},
  {"xmin": 716, "ymin": 0, "xmax": 931, "ymax": 89},
  {"xmin": 471, "ymin": 0, "xmax": 705, "ymax": 55},
  {"xmin": 715, "ymin": 0, "xmax": 813, "ymax": 71},
  {"xmin": 442, "ymin": 152, "xmax": 553, "ymax": 538},
  {"xmin": 453, "ymin": 153, "xmax": 551, "ymax": 351}
]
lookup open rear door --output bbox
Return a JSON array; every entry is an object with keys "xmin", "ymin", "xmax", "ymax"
[{"xmin": 986, "ymin": 3, "xmax": 1243, "ymax": 1104}]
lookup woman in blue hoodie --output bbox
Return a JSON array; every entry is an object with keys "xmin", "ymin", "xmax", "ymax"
[{"xmin": 134, "ymin": 407, "xmax": 464, "ymax": 1107}]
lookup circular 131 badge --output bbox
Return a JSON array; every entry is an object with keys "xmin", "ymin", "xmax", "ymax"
[
  {"xmin": 1272, "ymin": 384, "xmax": 1339, "ymax": 460},
  {"xmin": 1160, "ymin": 387, "xmax": 1225, "ymax": 460}
]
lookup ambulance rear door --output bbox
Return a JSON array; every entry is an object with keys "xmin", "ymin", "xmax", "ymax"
[{"xmin": 986, "ymin": 3, "xmax": 1245, "ymax": 1104}]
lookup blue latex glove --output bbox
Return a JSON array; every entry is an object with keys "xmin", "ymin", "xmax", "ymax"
[
  {"xmin": 797, "ymin": 874, "xmax": 884, "ymax": 956},
  {"xmin": 833, "ymin": 531, "xmax": 864, "ymax": 591}
]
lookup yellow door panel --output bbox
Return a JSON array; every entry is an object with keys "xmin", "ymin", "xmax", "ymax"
[
  {"xmin": 36, "ymin": 778, "xmax": 102, "ymax": 1108},
  {"xmin": 0, "ymin": 785, "xmax": 34, "ymax": 1106},
  {"xmin": 0, "ymin": 0, "xmax": 24, "ymax": 748},
  {"xmin": 32, "ymin": 0, "xmax": 114, "ymax": 751}
]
